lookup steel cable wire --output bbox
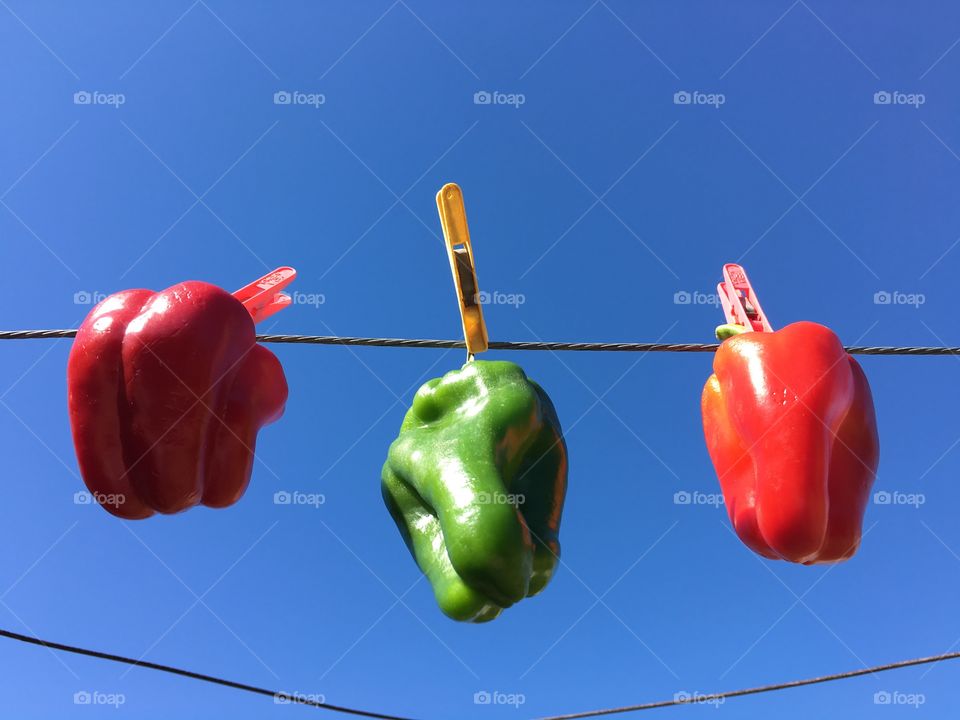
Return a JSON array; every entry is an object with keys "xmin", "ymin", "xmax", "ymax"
[{"xmin": 2, "ymin": 329, "xmax": 960, "ymax": 355}]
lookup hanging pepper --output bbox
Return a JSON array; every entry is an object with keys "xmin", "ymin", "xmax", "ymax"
[
  {"xmin": 382, "ymin": 360, "xmax": 568, "ymax": 622},
  {"xmin": 68, "ymin": 277, "xmax": 289, "ymax": 519},
  {"xmin": 702, "ymin": 320, "xmax": 880, "ymax": 564}
]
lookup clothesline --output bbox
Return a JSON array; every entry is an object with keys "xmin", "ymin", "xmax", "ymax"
[{"xmin": 2, "ymin": 329, "xmax": 960, "ymax": 355}]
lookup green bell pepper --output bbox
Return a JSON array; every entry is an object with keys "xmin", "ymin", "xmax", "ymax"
[{"xmin": 381, "ymin": 360, "xmax": 568, "ymax": 623}]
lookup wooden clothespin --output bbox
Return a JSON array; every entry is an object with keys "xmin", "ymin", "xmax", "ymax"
[{"xmin": 436, "ymin": 183, "xmax": 488, "ymax": 361}]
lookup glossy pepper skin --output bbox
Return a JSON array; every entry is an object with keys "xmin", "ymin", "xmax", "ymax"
[
  {"xmin": 702, "ymin": 321, "xmax": 879, "ymax": 564},
  {"xmin": 68, "ymin": 281, "xmax": 287, "ymax": 519},
  {"xmin": 382, "ymin": 360, "xmax": 568, "ymax": 622}
]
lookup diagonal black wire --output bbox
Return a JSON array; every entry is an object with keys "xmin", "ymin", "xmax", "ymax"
[
  {"xmin": 536, "ymin": 650, "xmax": 960, "ymax": 718},
  {"xmin": 0, "ymin": 629, "xmax": 417, "ymax": 720},
  {"xmin": 2, "ymin": 329, "xmax": 960, "ymax": 355},
  {"xmin": 1, "ymin": 627, "xmax": 959, "ymax": 718},
  {"xmin": 539, "ymin": 652, "xmax": 960, "ymax": 720}
]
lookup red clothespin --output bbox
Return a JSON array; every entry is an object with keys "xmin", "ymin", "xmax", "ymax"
[
  {"xmin": 233, "ymin": 267, "xmax": 297, "ymax": 324},
  {"xmin": 717, "ymin": 263, "xmax": 773, "ymax": 333}
]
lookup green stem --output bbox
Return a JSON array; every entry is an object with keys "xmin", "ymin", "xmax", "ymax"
[{"xmin": 715, "ymin": 323, "xmax": 750, "ymax": 341}]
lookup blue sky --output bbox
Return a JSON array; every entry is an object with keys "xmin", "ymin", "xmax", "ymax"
[{"xmin": 2, "ymin": 1, "xmax": 960, "ymax": 717}]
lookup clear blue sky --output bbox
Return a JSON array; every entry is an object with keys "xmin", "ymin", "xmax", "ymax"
[{"xmin": 2, "ymin": 1, "xmax": 960, "ymax": 717}]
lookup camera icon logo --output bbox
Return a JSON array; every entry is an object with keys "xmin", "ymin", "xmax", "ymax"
[
  {"xmin": 74, "ymin": 691, "xmax": 92, "ymax": 705},
  {"xmin": 673, "ymin": 491, "xmax": 691, "ymax": 505},
  {"xmin": 874, "ymin": 691, "xmax": 892, "ymax": 705},
  {"xmin": 873, "ymin": 491, "xmax": 891, "ymax": 505},
  {"xmin": 274, "ymin": 491, "xmax": 292, "ymax": 505},
  {"xmin": 74, "ymin": 491, "xmax": 92, "ymax": 505},
  {"xmin": 474, "ymin": 691, "xmax": 491, "ymax": 705},
  {"xmin": 673, "ymin": 91, "xmax": 691, "ymax": 105},
  {"xmin": 73, "ymin": 290, "xmax": 92, "ymax": 304},
  {"xmin": 873, "ymin": 290, "xmax": 891, "ymax": 305},
  {"xmin": 873, "ymin": 91, "xmax": 892, "ymax": 105},
  {"xmin": 274, "ymin": 91, "xmax": 292, "ymax": 105},
  {"xmin": 673, "ymin": 290, "xmax": 691, "ymax": 305},
  {"xmin": 473, "ymin": 91, "xmax": 492, "ymax": 105},
  {"xmin": 74, "ymin": 91, "xmax": 92, "ymax": 105}
]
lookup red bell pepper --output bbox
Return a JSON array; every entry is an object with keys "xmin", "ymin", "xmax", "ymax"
[
  {"xmin": 702, "ymin": 321, "xmax": 880, "ymax": 564},
  {"xmin": 67, "ymin": 280, "xmax": 288, "ymax": 519}
]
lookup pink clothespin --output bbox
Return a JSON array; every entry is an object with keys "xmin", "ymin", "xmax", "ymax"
[
  {"xmin": 717, "ymin": 263, "xmax": 773, "ymax": 333},
  {"xmin": 233, "ymin": 267, "xmax": 297, "ymax": 324}
]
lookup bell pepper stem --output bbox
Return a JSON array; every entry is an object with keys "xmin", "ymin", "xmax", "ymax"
[{"xmin": 716, "ymin": 323, "xmax": 750, "ymax": 341}]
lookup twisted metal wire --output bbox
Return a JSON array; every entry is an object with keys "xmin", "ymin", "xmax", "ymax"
[{"xmin": 1, "ymin": 329, "xmax": 959, "ymax": 355}]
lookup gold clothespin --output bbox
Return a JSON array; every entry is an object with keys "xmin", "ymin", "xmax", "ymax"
[{"xmin": 436, "ymin": 182, "xmax": 488, "ymax": 362}]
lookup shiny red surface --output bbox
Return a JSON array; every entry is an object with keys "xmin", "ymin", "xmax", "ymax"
[
  {"xmin": 67, "ymin": 281, "xmax": 287, "ymax": 519},
  {"xmin": 702, "ymin": 321, "xmax": 880, "ymax": 564}
]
